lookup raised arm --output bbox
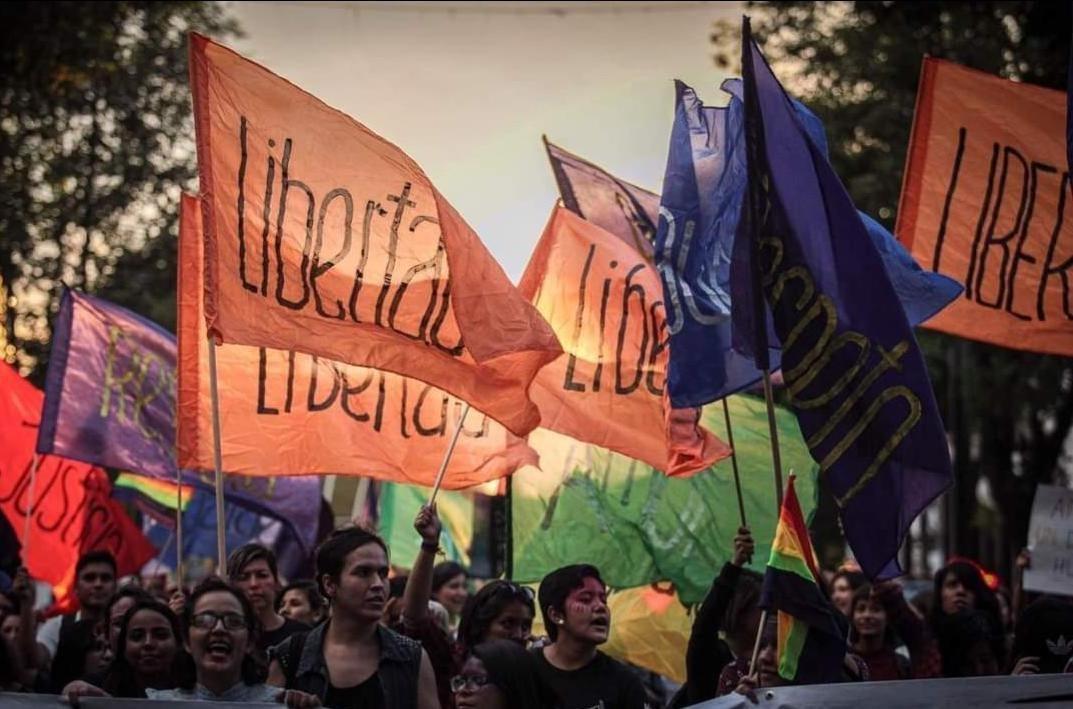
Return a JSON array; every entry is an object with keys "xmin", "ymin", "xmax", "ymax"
[{"xmin": 402, "ymin": 503, "xmax": 442, "ymax": 629}]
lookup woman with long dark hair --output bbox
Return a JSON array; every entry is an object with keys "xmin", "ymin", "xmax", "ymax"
[
  {"xmin": 930, "ymin": 560, "xmax": 1006, "ymax": 676},
  {"xmin": 63, "ymin": 599, "xmax": 188, "ymax": 701}
]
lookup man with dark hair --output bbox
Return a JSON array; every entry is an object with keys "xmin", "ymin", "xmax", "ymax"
[
  {"xmin": 533, "ymin": 564, "xmax": 644, "ymax": 709},
  {"xmin": 267, "ymin": 526, "xmax": 441, "ymax": 708},
  {"xmin": 37, "ymin": 550, "xmax": 116, "ymax": 666},
  {"xmin": 227, "ymin": 543, "xmax": 308, "ymax": 653}
]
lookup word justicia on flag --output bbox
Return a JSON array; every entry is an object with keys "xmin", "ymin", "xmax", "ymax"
[
  {"xmin": 189, "ymin": 34, "xmax": 561, "ymax": 436},
  {"xmin": 0, "ymin": 364, "xmax": 155, "ymax": 612},
  {"xmin": 897, "ymin": 58, "xmax": 1073, "ymax": 356},
  {"xmin": 731, "ymin": 23, "xmax": 952, "ymax": 579},
  {"xmin": 518, "ymin": 205, "xmax": 728, "ymax": 476},
  {"xmin": 37, "ymin": 288, "xmax": 176, "ymax": 478},
  {"xmin": 177, "ymin": 194, "xmax": 537, "ymax": 488}
]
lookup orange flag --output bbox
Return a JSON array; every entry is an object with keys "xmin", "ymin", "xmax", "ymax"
[
  {"xmin": 177, "ymin": 194, "xmax": 537, "ymax": 488},
  {"xmin": 188, "ymin": 34, "xmax": 561, "ymax": 436},
  {"xmin": 897, "ymin": 58, "xmax": 1073, "ymax": 356},
  {"xmin": 0, "ymin": 364, "xmax": 156, "ymax": 612},
  {"xmin": 519, "ymin": 206, "xmax": 729, "ymax": 476}
]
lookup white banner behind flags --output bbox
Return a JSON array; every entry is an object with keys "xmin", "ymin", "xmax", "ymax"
[{"xmin": 1024, "ymin": 484, "xmax": 1073, "ymax": 597}]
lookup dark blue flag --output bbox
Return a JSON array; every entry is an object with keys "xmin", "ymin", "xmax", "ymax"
[
  {"xmin": 657, "ymin": 78, "xmax": 960, "ymax": 409},
  {"xmin": 730, "ymin": 23, "xmax": 952, "ymax": 579},
  {"xmin": 656, "ymin": 81, "xmax": 777, "ymax": 407}
]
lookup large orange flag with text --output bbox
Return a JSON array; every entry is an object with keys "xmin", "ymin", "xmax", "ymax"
[
  {"xmin": 0, "ymin": 365, "xmax": 155, "ymax": 612},
  {"xmin": 519, "ymin": 206, "xmax": 729, "ymax": 476},
  {"xmin": 177, "ymin": 195, "xmax": 537, "ymax": 488},
  {"xmin": 897, "ymin": 58, "xmax": 1073, "ymax": 356},
  {"xmin": 189, "ymin": 34, "xmax": 561, "ymax": 436}
]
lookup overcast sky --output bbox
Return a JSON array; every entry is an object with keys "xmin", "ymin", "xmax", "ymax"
[{"xmin": 225, "ymin": 1, "xmax": 741, "ymax": 278}]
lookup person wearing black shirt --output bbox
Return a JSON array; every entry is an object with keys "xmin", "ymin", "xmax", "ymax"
[
  {"xmin": 227, "ymin": 544, "xmax": 310, "ymax": 654},
  {"xmin": 532, "ymin": 564, "xmax": 644, "ymax": 709}
]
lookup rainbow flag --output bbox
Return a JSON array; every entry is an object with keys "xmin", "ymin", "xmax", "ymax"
[
  {"xmin": 760, "ymin": 475, "xmax": 845, "ymax": 683},
  {"xmin": 114, "ymin": 473, "xmax": 194, "ymax": 514}
]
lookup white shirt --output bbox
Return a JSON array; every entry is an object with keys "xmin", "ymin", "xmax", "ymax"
[{"xmin": 35, "ymin": 610, "xmax": 82, "ymax": 661}]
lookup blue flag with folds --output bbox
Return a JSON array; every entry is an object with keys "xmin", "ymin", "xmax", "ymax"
[
  {"xmin": 729, "ymin": 27, "xmax": 952, "ymax": 579},
  {"xmin": 656, "ymin": 77, "xmax": 960, "ymax": 409}
]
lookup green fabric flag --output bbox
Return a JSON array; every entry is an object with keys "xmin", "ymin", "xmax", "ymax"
[
  {"xmin": 379, "ymin": 482, "xmax": 473, "ymax": 567},
  {"xmin": 512, "ymin": 394, "xmax": 818, "ymax": 604}
]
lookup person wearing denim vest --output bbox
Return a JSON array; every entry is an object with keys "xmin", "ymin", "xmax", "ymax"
[{"xmin": 267, "ymin": 526, "xmax": 440, "ymax": 709}]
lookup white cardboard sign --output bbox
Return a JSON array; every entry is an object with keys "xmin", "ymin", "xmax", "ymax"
[{"xmin": 1023, "ymin": 484, "xmax": 1073, "ymax": 596}]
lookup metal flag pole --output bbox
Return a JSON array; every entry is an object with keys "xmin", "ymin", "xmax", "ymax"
[
  {"xmin": 428, "ymin": 402, "xmax": 471, "ymax": 506},
  {"xmin": 207, "ymin": 337, "xmax": 227, "ymax": 576}
]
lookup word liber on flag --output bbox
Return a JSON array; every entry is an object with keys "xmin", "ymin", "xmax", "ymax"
[
  {"xmin": 898, "ymin": 58, "xmax": 1073, "ymax": 356},
  {"xmin": 519, "ymin": 205, "xmax": 728, "ymax": 476}
]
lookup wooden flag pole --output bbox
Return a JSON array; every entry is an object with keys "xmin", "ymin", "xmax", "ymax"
[
  {"xmin": 504, "ymin": 474, "xmax": 515, "ymax": 580},
  {"xmin": 721, "ymin": 398, "xmax": 748, "ymax": 527},
  {"xmin": 175, "ymin": 472, "xmax": 184, "ymax": 587},
  {"xmin": 207, "ymin": 337, "xmax": 227, "ymax": 576},
  {"xmin": 428, "ymin": 402, "xmax": 471, "ymax": 506},
  {"xmin": 21, "ymin": 453, "xmax": 40, "ymax": 553},
  {"xmin": 760, "ymin": 371, "xmax": 785, "ymax": 509},
  {"xmin": 748, "ymin": 609, "xmax": 769, "ymax": 675}
]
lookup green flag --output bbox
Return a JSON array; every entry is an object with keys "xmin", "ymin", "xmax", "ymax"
[{"xmin": 512, "ymin": 394, "xmax": 818, "ymax": 604}]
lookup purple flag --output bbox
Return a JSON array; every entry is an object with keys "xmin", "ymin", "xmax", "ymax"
[
  {"xmin": 39, "ymin": 288, "xmax": 177, "ymax": 476},
  {"xmin": 38, "ymin": 288, "xmax": 322, "ymax": 555},
  {"xmin": 730, "ymin": 23, "xmax": 952, "ymax": 579}
]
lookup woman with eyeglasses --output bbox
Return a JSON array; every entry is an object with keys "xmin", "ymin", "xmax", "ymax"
[
  {"xmin": 146, "ymin": 577, "xmax": 320, "ymax": 707},
  {"xmin": 453, "ymin": 640, "xmax": 560, "ymax": 709}
]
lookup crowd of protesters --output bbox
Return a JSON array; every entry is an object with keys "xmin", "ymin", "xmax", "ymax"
[{"xmin": 0, "ymin": 507, "xmax": 1069, "ymax": 707}]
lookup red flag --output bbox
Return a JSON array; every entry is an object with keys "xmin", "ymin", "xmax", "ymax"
[
  {"xmin": 0, "ymin": 364, "xmax": 155, "ymax": 612},
  {"xmin": 189, "ymin": 34, "xmax": 561, "ymax": 436}
]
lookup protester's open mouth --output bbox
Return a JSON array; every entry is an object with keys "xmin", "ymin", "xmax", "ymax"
[
  {"xmin": 206, "ymin": 639, "xmax": 233, "ymax": 660},
  {"xmin": 590, "ymin": 617, "xmax": 609, "ymax": 632}
]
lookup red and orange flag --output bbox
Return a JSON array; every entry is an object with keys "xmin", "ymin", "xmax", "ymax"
[
  {"xmin": 188, "ymin": 34, "xmax": 561, "ymax": 436},
  {"xmin": 519, "ymin": 205, "xmax": 729, "ymax": 476},
  {"xmin": 177, "ymin": 195, "xmax": 537, "ymax": 488}
]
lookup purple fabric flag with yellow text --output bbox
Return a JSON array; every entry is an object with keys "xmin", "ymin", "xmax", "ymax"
[
  {"xmin": 38, "ymin": 288, "xmax": 176, "ymax": 476},
  {"xmin": 37, "ymin": 288, "xmax": 322, "ymax": 558},
  {"xmin": 730, "ymin": 21, "xmax": 952, "ymax": 579}
]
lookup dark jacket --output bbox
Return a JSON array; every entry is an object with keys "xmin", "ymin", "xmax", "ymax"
[{"xmin": 272, "ymin": 621, "xmax": 422, "ymax": 709}]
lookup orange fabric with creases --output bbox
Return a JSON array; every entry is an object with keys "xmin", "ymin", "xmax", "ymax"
[
  {"xmin": 177, "ymin": 194, "xmax": 537, "ymax": 488},
  {"xmin": 897, "ymin": 58, "xmax": 1073, "ymax": 355},
  {"xmin": 518, "ymin": 206, "xmax": 729, "ymax": 476},
  {"xmin": 188, "ymin": 34, "xmax": 561, "ymax": 436}
]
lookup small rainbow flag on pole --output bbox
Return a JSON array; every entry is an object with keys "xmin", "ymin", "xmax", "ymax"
[
  {"xmin": 114, "ymin": 473, "xmax": 194, "ymax": 514},
  {"xmin": 759, "ymin": 474, "xmax": 845, "ymax": 683}
]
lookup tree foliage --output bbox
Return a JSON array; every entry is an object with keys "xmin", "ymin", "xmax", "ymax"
[
  {"xmin": 0, "ymin": 1, "xmax": 238, "ymax": 377},
  {"xmin": 713, "ymin": 1, "xmax": 1072, "ymax": 574}
]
